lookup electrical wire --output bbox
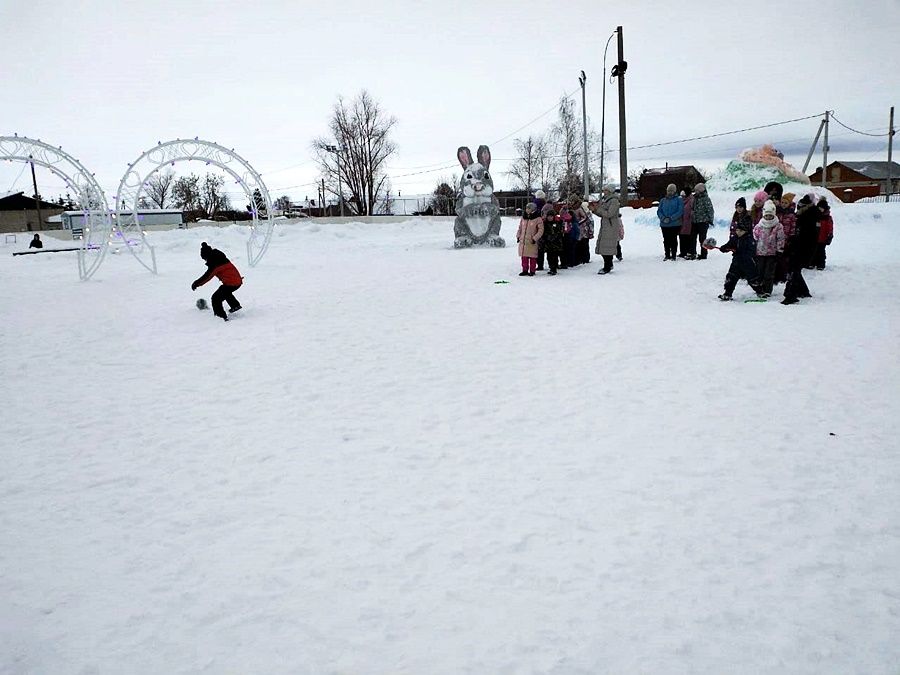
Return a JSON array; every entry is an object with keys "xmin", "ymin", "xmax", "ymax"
[
  {"xmin": 829, "ymin": 112, "xmax": 891, "ymax": 137},
  {"xmin": 491, "ymin": 91, "xmax": 576, "ymax": 146},
  {"xmin": 607, "ymin": 113, "xmax": 823, "ymax": 153},
  {"xmin": 5, "ymin": 161, "xmax": 28, "ymax": 193}
]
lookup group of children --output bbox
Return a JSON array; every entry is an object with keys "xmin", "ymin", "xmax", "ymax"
[
  {"xmin": 516, "ymin": 188, "xmax": 624, "ymax": 276},
  {"xmin": 516, "ymin": 179, "xmax": 836, "ymax": 306},
  {"xmin": 714, "ymin": 181, "xmax": 835, "ymax": 305}
]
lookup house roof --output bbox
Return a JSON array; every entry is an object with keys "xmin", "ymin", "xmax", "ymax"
[
  {"xmin": 837, "ymin": 161, "xmax": 900, "ymax": 180},
  {"xmin": 0, "ymin": 191, "xmax": 68, "ymax": 211},
  {"xmin": 641, "ymin": 165, "xmax": 702, "ymax": 175}
]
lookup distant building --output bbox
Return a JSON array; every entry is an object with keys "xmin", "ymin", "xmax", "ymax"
[
  {"xmin": 60, "ymin": 209, "xmax": 184, "ymax": 238},
  {"xmin": 637, "ymin": 166, "xmax": 705, "ymax": 201},
  {"xmin": 0, "ymin": 191, "xmax": 67, "ymax": 233},
  {"xmin": 808, "ymin": 161, "xmax": 900, "ymax": 203}
]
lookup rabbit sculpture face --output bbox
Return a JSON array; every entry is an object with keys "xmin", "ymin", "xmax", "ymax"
[{"xmin": 457, "ymin": 146, "xmax": 494, "ymax": 199}]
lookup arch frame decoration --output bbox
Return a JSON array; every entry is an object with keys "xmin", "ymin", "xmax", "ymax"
[
  {"xmin": 116, "ymin": 139, "xmax": 275, "ymax": 268},
  {"xmin": 0, "ymin": 134, "xmax": 113, "ymax": 280}
]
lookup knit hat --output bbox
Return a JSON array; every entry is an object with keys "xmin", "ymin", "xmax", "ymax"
[
  {"xmin": 534, "ymin": 190, "xmax": 546, "ymax": 200},
  {"xmin": 753, "ymin": 190, "xmax": 768, "ymax": 204},
  {"xmin": 666, "ymin": 183, "xmax": 677, "ymax": 194},
  {"xmin": 798, "ymin": 194, "xmax": 813, "ymax": 205},
  {"xmin": 735, "ymin": 197, "xmax": 747, "ymax": 209},
  {"xmin": 762, "ymin": 200, "xmax": 777, "ymax": 217},
  {"xmin": 781, "ymin": 192, "xmax": 796, "ymax": 204},
  {"xmin": 525, "ymin": 202, "xmax": 536, "ymax": 213},
  {"xmin": 694, "ymin": 183, "xmax": 707, "ymax": 193},
  {"xmin": 764, "ymin": 181, "xmax": 784, "ymax": 200},
  {"xmin": 817, "ymin": 197, "xmax": 830, "ymax": 211},
  {"xmin": 200, "ymin": 242, "xmax": 211, "ymax": 259}
]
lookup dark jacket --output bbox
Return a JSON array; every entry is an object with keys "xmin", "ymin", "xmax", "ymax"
[
  {"xmin": 730, "ymin": 210, "xmax": 752, "ymax": 236},
  {"xmin": 29, "ymin": 237, "xmax": 43, "ymax": 249},
  {"xmin": 193, "ymin": 246, "xmax": 242, "ymax": 288},
  {"xmin": 719, "ymin": 232, "xmax": 759, "ymax": 280},
  {"xmin": 793, "ymin": 202, "xmax": 821, "ymax": 261},
  {"xmin": 542, "ymin": 217, "xmax": 565, "ymax": 252},
  {"xmin": 692, "ymin": 192, "xmax": 715, "ymax": 224}
]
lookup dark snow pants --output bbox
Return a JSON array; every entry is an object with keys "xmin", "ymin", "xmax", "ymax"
[
  {"xmin": 723, "ymin": 257, "xmax": 761, "ymax": 295},
  {"xmin": 756, "ymin": 255, "xmax": 778, "ymax": 295},
  {"xmin": 693, "ymin": 222, "xmax": 710, "ymax": 259},
  {"xmin": 212, "ymin": 284, "xmax": 242, "ymax": 318},
  {"xmin": 661, "ymin": 227, "xmax": 679, "ymax": 258},
  {"xmin": 546, "ymin": 250, "xmax": 563, "ymax": 273},
  {"xmin": 813, "ymin": 243, "xmax": 827, "ymax": 269}
]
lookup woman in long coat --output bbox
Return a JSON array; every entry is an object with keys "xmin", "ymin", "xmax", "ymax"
[{"xmin": 594, "ymin": 187, "xmax": 621, "ymax": 274}]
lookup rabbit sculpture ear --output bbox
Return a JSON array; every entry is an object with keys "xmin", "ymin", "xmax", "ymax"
[
  {"xmin": 477, "ymin": 145, "xmax": 491, "ymax": 169},
  {"xmin": 457, "ymin": 146, "xmax": 473, "ymax": 169}
]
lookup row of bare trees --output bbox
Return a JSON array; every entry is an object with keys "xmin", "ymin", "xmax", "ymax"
[
  {"xmin": 507, "ymin": 96, "xmax": 606, "ymax": 200},
  {"xmin": 141, "ymin": 170, "xmax": 232, "ymax": 218}
]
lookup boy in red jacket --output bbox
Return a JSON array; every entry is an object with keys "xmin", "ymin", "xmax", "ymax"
[
  {"xmin": 191, "ymin": 242, "xmax": 243, "ymax": 321},
  {"xmin": 813, "ymin": 198, "xmax": 834, "ymax": 270}
]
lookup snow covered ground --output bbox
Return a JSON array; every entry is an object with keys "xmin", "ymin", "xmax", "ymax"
[{"xmin": 2, "ymin": 195, "xmax": 899, "ymax": 674}]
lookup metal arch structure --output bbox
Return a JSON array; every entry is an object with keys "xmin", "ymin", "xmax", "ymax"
[
  {"xmin": 116, "ymin": 139, "xmax": 275, "ymax": 268},
  {"xmin": 0, "ymin": 134, "xmax": 113, "ymax": 280}
]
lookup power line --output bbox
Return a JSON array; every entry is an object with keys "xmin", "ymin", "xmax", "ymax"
[
  {"xmin": 605, "ymin": 113, "xmax": 823, "ymax": 153},
  {"xmin": 490, "ymin": 90, "xmax": 576, "ymax": 146},
  {"xmin": 5, "ymin": 161, "xmax": 28, "ymax": 193},
  {"xmin": 829, "ymin": 112, "xmax": 890, "ymax": 137}
]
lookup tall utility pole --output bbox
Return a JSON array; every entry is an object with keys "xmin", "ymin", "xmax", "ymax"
[
  {"xmin": 821, "ymin": 110, "xmax": 830, "ymax": 190},
  {"xmin": 887, "ymin": 106, "xmax": 895, "ymax": 203},
  {"xmin": 614, "ymin": 26, "xmax": 628, "ymax": 204},
  {"xmin": 599, "ymin": 31, "xmax": 616, "ymax": 193},
  {"xmin": 578, "ymin": 71, "xmax": 589, "ymax": 199},
  {"xmin": 325, "ymin": 144, "xmax": 345, "ymax": 217},
  {"xmin": 29, "ymin": 157, "xmax": 42, "ymax": 232},
  {"xmin": 802, "ymin": 118, "xmax": 825, "ymax": 174}
]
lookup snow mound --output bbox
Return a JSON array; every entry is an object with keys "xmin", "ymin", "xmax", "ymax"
[{"xmin": 708, "ymin": 145, "xmax": 810, "ymax": 192}]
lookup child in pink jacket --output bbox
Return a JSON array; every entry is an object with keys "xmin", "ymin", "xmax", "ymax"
[{"xmin": 753, "ymin": 200, "xmax": 785, "ymax": 296}]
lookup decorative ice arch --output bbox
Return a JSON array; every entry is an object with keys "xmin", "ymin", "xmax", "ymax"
[
  {"xmin": 116, "ymin": 139, "xmax": 275, "ymax": 269},
  {"xmin": 0, "ymin": 134, "xmax": 114, "ymax": 280}
]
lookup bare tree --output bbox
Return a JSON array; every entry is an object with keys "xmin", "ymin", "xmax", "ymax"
[
  {"xmin": 313, "ymin": 90, "xmax": 398, "ymax": 216},
  {"xmin": 552, "ymin": 96, "xmax": 583, "ymax": 198},
  {"xmin": 274, "ymin": 195, "xmax": 292, "ymax": 212},
  {"xmin": 429, "ymin": 175, "xmax": 457, "ymax": 215},
  {"xmin": 534, "ymin": 135, "xmax": 557, "ymax": 198},
  {"xmin": 507, "ymin": 135, "xmax": 541, "ymax": 192},
  {"xmin": 146, "ymin": 169, "xmax": 175, "ymax": 208},
  {"xmin": 172, "ymin": 174, "xmax": 201, "ymax": 212},
  {"xmin": 199, "ymin": 174, "xmax": 229, "ymax": 218}
]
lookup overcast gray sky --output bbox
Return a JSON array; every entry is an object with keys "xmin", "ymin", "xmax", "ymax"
[{"xmin": 2, "ymin": 0, "xmax": 898, "ymax": 202}]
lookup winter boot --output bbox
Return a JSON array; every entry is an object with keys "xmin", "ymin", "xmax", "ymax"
[{"xmin": 718, "ymin": 293, "xmax": 732, "ymax": 301}]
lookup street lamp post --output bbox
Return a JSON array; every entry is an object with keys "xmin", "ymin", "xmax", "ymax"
[
  {"xmin": 599, "ymin": 31, "xmax": 616, "ymax": 193},
  {"xmin": 578, "ymin": 70, "xmax": 589, "ymax": 200},
  {"xmin": 324, "ymin": 144, "xmax": 344, "ymax": 217}
]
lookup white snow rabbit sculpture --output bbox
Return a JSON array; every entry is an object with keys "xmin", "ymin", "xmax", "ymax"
[{"xmin": 453, "ymin": 145, "xmax": 505, "ymax": 248}]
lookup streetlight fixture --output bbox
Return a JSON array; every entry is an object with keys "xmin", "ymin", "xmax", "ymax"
[
  {"xmin": 599, "ymin": 31, "xmax": 616, "ymax": 194},
  {"xmin": 324, "ymin": 144, "xmax": 344, "ymax": 217},
  {"xmin": 578, "ymin": 71, "xmax": 589, "ymax": 200}
]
